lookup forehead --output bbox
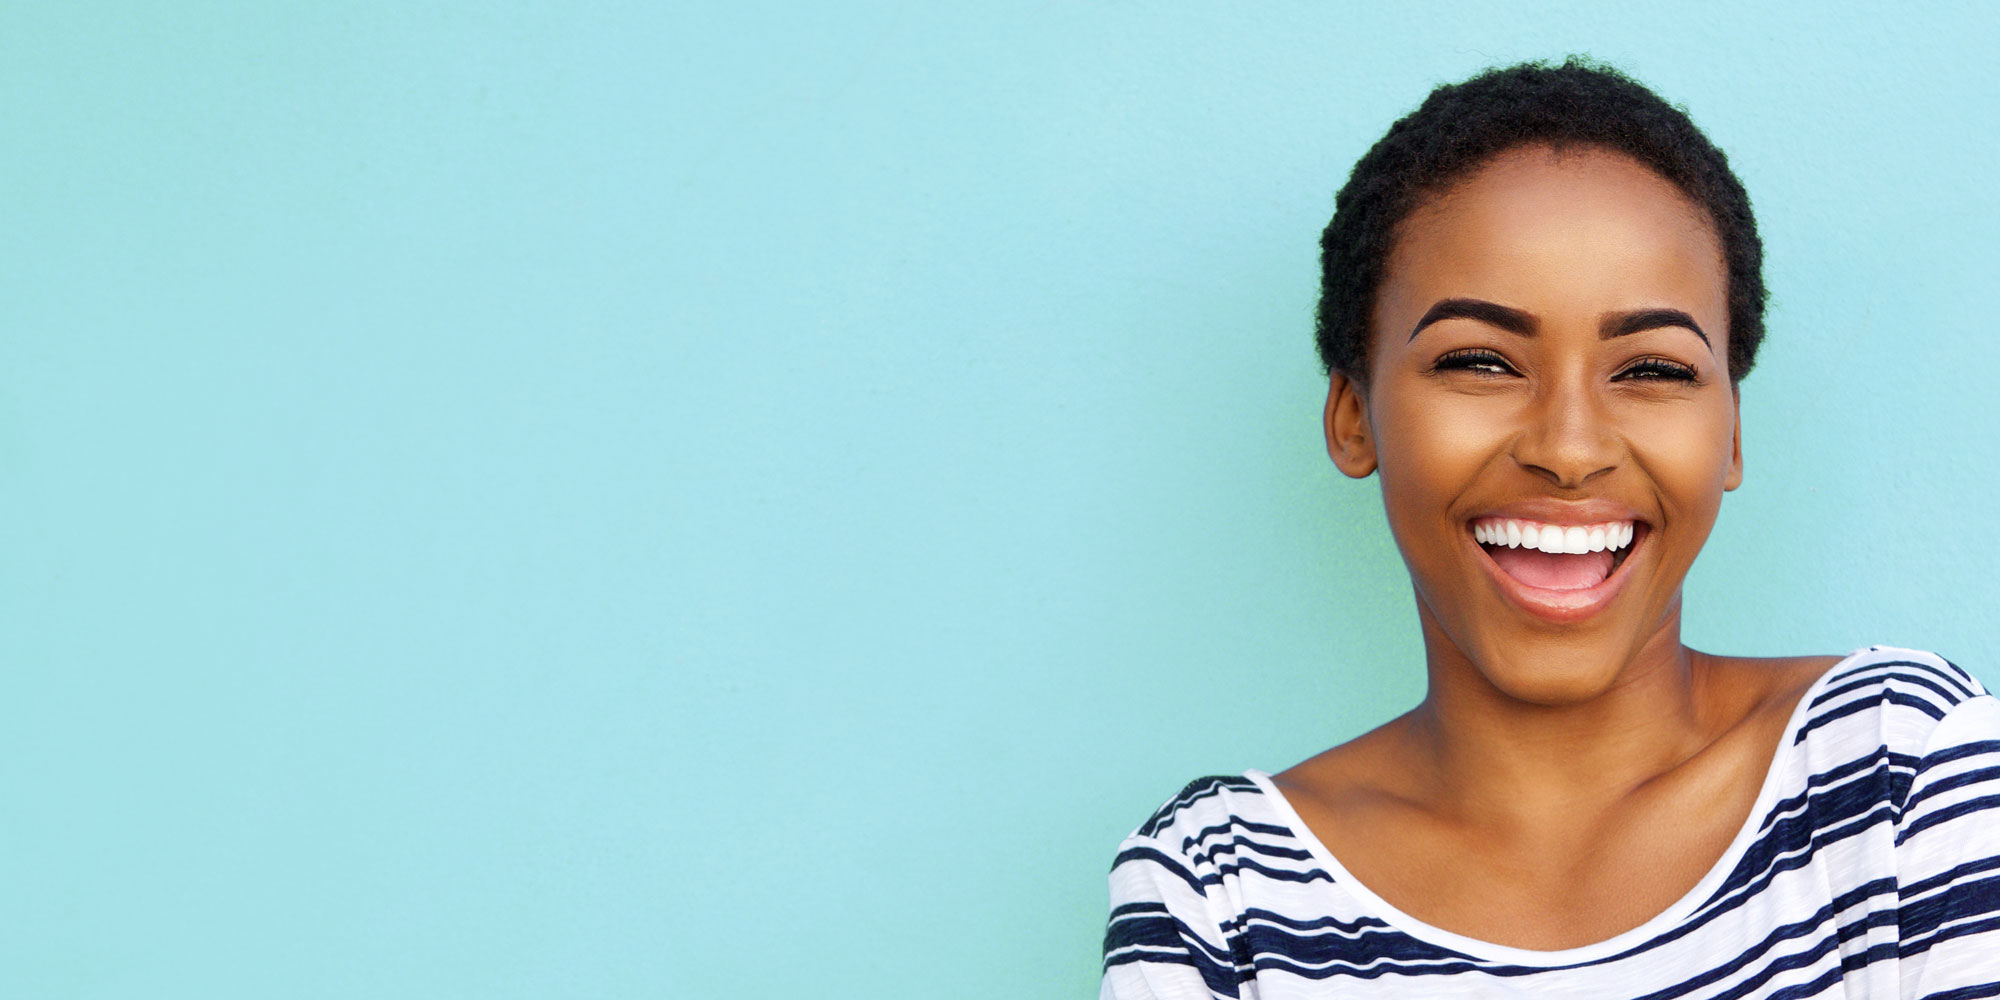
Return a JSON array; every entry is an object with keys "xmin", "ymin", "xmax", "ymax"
[{"xmin": 1376, "ymin": 145, "xmax": 1727, "ymax": 341}]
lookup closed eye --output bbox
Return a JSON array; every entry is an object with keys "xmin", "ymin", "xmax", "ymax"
[
  {"xmin": 1615, "ymin": 357, "xmax": 1701, "ymax": 383},
  {"xmin": 1431, "ymin": 348, "xmax": 1517, "ymax": 377}
]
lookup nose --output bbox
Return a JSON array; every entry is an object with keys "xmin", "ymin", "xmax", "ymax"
[{"xmin": 1511, "ymin": 375, "xmax": 1620, "ymax": 489}]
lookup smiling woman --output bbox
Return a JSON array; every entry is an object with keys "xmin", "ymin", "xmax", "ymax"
[{"xmin": 1099, "ymin": 60, "xmax": 2000, "ymax": 999}]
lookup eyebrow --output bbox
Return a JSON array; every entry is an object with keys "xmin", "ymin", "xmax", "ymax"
[
  {"xmin": 1408, "ymin": 298, "xmax": 1712, "ymax": 350},
  {"xmin": 1408, "ymin": 298, "xmax": 1533, "ymax": 339},
  {"xmin": 1604, "ymin": 308, "xmax": 1711, "ymax": 348}
]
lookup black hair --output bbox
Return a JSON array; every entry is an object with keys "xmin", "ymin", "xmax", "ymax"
[{"xmin": 1315, "ymin": 57, "xmax": 1764, "ymax": 388}]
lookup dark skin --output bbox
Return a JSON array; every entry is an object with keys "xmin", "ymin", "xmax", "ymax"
[{"xmin": 1275, "ymin": 145, "xmax": 1840, "ymax": 951}]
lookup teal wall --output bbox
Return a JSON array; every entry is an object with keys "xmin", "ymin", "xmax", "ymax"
[{"xmin": 6, "ymin": 2, "xmax": 1997, "ymax": 996}]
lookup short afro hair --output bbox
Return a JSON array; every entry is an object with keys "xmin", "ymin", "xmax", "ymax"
[{"xmin": 1315, "ymin": 57, "xmax": 1765, "ymax": 388}]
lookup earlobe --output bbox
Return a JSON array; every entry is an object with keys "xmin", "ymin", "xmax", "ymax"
[
  {"xmin": 1723, "ymin": 391, "xmax": 1744, "ymax": 491},
  {"xmin": 1324, "ymin": 372, "xmax": 1379, "ymax": 479}
]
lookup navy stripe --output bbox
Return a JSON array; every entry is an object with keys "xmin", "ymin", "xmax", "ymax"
[
  {"xmin": 1765, "ymin": 965, "xmax": 1843, "ymax": 1000},
  {"xmin": 1904, "ymin": 912, "xmax": 2000, "ymax": 961},
  {"xmin": 1212, "ymin": 855, "xmax": 1334, "ymax": 886},
  {"xmin": 1624, "ymin": 902, "xmax": 1838, "ymax": 1000},
  {"xmin": 1901, "ymin": 764, "xmax": 2000, "ymax": 821},
  {"xmin": 1104, "ymin": 944, "xmax": 1242, "ymax": 1000},
  {"xmin": 1812, "ymin": 671, "xmax": 1964, "ymax": 712},
  {"xmin": 1113, "ymin": 845, "xmax": 1206, "ymax": 896},
  {"xmin": 1831, "ymin": 876, "xmax": 1900, "ymax": 914},
  {"xmin": 1754, "ymin": 747, "xmax": 1918, "ymax": 836},
  {"xmin": 1636, "ymin": 925, "xmax": 1837, "ymax": 1000},
  {"xmin": 1837, "ymin": 909, "xmax": 1904, "ymax": 949},
  {"xmin": 1184, "ymin": 817, "xmax": 1292, "ymax": 847},
  {"xmin": 1226, "ymin": 907, "xmax": 1397, "ymax": 936},
  {"xmin": 1900, "ymin": 875, "xmax": 2000, "ymax": 941},
  {"xmin": 1897, "ymin": 794, "xmax": 2000, "ymax": 847},
  {"xmin": 1796, "ymin": 689, "xmax": 1949, "ymax": 743},
  {"xmin": 1104, "ymin": 946, "xmax": 1198, "ymax": 970},
  {"xmin": 1189, "ymin": 835, "xmax": 1315, "ymax": 868},
  {"xmin": 1920, "ymin": 981, "xmax": 2000, "ymax": 1000},
  {"xmin": 1916, "ymin": 741, "xmax": 2000, "ymax": 776},
  {"xmin": 1250, "ymin": 953, "xmax": 1496, "ymax": 981},
  {"xmin": 1104, "ymin": 912, "xmax": 1236, "ymax": 968},
  {"xmin": 1903, "ymin": 858, "xmax": 2000, "ymax": 901},
  {"xmin": 1705, "ymin": 768, "xmax": 1902, "ymax": 909},
  {"xmin": 1138, "ymin": 776, "xmax": 1261, "ymax": 838},
  {"xmin": 1703, "ymin": 802, "xmax": 1896, "ymax": 912},
  {"xmin": 1939, "ymin": 656, "xmax": 1983, "ymax": 692},
  {"xmin": 1239, "ymin": 922, "xmax": 1483, "ymax": 969},
  {"xmin": 1103, "ymin": 909, "xmax": 1244, "ymax": 997},
  {"xmin": 1822, "ymin": 660, "xmax": 1976, "ymax": 702}
]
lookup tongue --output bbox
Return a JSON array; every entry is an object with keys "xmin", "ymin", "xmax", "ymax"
[{"xmin": 1488, "ymin": 545, "xmax": 1614, "ymax": 591}]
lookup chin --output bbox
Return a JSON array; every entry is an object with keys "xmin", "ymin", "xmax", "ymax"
[{"xmin": 1470, "ymin": 640, "xmax": 1630, "ymax": 707}]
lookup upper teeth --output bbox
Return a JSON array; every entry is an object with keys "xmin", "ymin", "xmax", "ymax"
[{"xmin": 1472, "ymin": 518, "xmax": 1635, "ymax": 554}]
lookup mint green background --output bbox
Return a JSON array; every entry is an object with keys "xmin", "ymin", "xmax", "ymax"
[{"xmin": 5, "ymin": 2, "xmax": 1997, "ymax": 996}]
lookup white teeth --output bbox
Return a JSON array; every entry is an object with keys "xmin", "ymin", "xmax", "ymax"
[{"xmin": 1471, "ymin": 517, "xmax": 1639, "ymax": 554}]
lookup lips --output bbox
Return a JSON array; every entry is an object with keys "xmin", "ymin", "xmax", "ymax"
[{"xmin": 1468, "ymin": 519, "xmax": 1651, "ymax": 624}]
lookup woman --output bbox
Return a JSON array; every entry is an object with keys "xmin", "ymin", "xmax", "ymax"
[{"xmin": 1099, "ymin": 60, "xmax": 2000, "ymax": 999}]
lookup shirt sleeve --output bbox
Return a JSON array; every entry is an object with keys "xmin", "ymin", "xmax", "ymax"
[
  {"xmin": 1099, "ymin": 833, "xmax": 1240, "ymax": 1000},
  {"xmin": 1894, "ymin": 685, "xmax": 2000, "ymax": 1000}
]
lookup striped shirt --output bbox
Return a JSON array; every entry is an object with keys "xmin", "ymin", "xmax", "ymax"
[{"xmin": 1101, "ymin": 646, "xmax": 2000, "ymax": 999}]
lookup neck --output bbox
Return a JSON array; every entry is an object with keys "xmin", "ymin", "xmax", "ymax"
[{"xmin": 1402, "ymin": 604, "xmax": 1726, "ymax": 828}]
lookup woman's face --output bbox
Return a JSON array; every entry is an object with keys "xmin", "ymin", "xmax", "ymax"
[{"xmin": 1326, "ymin": 145, "xmax": 1741, "ymax": 705}]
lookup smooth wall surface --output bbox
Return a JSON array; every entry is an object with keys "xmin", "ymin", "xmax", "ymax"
[{"xmin": 6, "ymin": 2, "xmax": 1998, "ymax": 996}]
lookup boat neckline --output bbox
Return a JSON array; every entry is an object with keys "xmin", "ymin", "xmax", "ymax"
[{"xmin": 1241, "ymin": 644, "xmax": 1885, "ymax": 967}]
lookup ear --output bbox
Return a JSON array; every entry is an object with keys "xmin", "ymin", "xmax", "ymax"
[
  {"xmin": 1722, "ymin": 386, "xmax": 1743, "ymax": 491},
  {"xmin": 1324, "ymin": 372, "xmax": 1378, "ymax": 479}
]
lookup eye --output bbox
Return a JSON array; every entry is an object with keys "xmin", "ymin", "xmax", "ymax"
[
  {"xmin": 1614, "ymin": 357, "xmax": 1701, "ymax": 383},
  {"xmin": 1431, "ymin": 348, "xmax": 1517, "ymax": 377}
]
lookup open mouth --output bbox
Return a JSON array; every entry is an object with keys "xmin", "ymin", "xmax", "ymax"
[{"xmin": 1470, "ymin": 517, "xmax": 1647, "ymax": 593}]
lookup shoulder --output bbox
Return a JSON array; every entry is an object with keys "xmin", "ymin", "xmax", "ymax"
[
  {"xmin": 1113, "ymin": 774, "xmax": 1294, "ymax": 878},
  {"xmin": 1790, "ymin": 645, "xmax": 1990, "ymax": 752},
  {"xmin": 1125, "ymin": 774, "xmax": 1272, "ymax": 844},
  {"xmin": 1814, "ymin": 644, "xmax": 1984, "ymax": 701},
  {"xmin": 1102, "ymin": 775, "xmax": 1291, "ymax": 990},
  {"xmin": 1776, "ymin": 646, "xmax": 2000, "ymax": 829},
  {"xmin": 1107, "ymin": 772, "xmax": 1317, "ymax": 894}
]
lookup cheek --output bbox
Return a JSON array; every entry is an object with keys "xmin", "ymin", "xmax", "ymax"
[
  {"xmin": 1626, "ymin": 397, "xmax": 1739, "ymax": 520},
  {"xmin": 1371, "ymin": 394, "xmax": 1510, "ymax": 540}
]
